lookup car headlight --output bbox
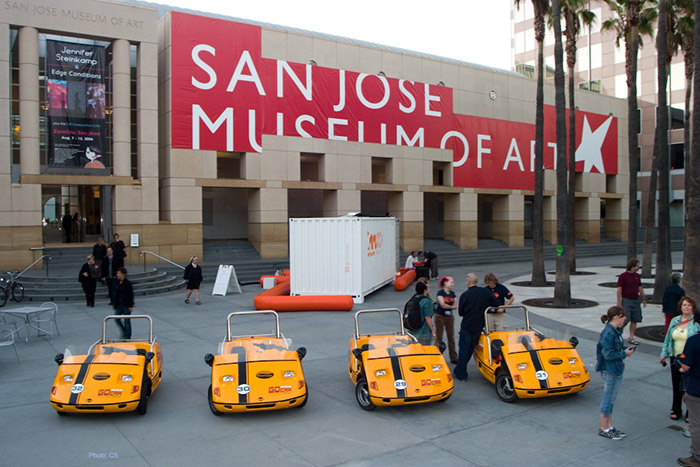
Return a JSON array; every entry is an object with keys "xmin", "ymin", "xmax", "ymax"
[
  {"xmin": 121, "ymin": 375, "xmax": 132, "ymax": 382},
  {"xmin": 284, "ymin": 371, "xmax": 295, "ymax": 378},
  {"xmin": 63, "ymin": 375, "xmax": 73, "ymax": 382},
  {"xmin": 222, "ymin": 375, "xmax": 234, "ymax": 383},
  {"xmin": 569, "ymin": 358, "xmax": 577, "ymax": 364},
  {"xmin": 375, "ymin": 369, "xmax": 386, "ymax": 377},
  {"xmin": 518, "ymin": 363, "xmax": 528, "ymax": 370},
  {"xmin": 432, "ymin": 364, "xmax": 442, "ymax": 372}
]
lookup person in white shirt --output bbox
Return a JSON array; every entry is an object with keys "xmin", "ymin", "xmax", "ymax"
[{"xmin": 405, "ymin": 251, "xmax": 417, "ymax": 269}]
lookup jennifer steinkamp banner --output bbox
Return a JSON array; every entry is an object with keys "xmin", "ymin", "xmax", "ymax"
[{"xmin": 46, "ymin": 40, "xmax": 107, "ymax": 170}]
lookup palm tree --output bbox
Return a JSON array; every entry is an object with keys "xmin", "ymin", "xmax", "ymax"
[
  {"xmin": 649, "ymin": 0, "xmax": 673, "ymax": 301},
  {"xmin": 515, "ymin": 0, "xmax": 549, "ymax": 287},
  {"xmin": 562, "ymin": 0, "xmax": 596, "ymax": 274},
  {"xmin": 672, "ymin": 0, "xmax": 694, "ymax": 247},
  {"xmin": 683, "ymin": 0, "xmax": 700, "ymax": 293},
  {"xmin": 603, "ymin": 0, "xmax": 658, "ymax": 260},
  {"xmin": 552, "ymin": 0, "xmax": 572, "ymax": 306}
]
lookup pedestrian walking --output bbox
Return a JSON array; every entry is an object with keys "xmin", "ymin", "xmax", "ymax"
[
  {"xmin": 184, "ymin": 256, "xmax": 203, "ymax": 305},
  {"xmin": 113, "ymin": 267, "xmax": 134, "ymax": 340},
  {"xmin": 78, "ymin": 255, "xmax": 100, "ymax": 307}
]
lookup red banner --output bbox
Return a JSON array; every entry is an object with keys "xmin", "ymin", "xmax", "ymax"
[{"xmin": 171, "ymin": 12, "xmax": 618, "ymax": 190}]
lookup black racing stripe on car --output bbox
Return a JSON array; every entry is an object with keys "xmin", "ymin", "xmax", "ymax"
[
  {"xmin": 387, "ymin": 347, "xmax": 405, "ymax": 399},
  {"xmin": 519, "ymin": 336, "xmax": 548, "ymax": 389},
  {"xmin": 230, "ymin": 346, "xmax": 248, "ymax": 404},
  {"xmin": 69, "ymin": 354, "xmax": 96, "ymax": 405}
]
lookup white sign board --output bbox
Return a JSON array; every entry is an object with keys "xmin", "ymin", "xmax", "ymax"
[
  {"xmin": 212, "ymin": 265, "xmax": 242, "ymax": 296},
  {"xmin": 130, "ymin": 233, "xmax": 139, "ymax": 247}
]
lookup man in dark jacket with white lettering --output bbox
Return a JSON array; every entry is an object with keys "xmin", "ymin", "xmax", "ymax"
[{"xmin": 453, "ymin": 273, "xmax": 499, "ymax": 381}]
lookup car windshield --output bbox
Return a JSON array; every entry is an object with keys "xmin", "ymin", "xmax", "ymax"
[{"xmin": 218, "ymin": 337, "xmax": 290, "ymax": 356}]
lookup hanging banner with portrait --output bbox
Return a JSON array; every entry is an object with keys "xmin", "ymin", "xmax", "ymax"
[{"xmin": 46, "ymin": 40, "xmax": 107, "ymax": 171}]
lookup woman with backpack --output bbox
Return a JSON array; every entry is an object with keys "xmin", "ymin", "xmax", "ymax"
[{"xmin": 407, "ymin": 280, "xmax": 435, "ymax": 346}]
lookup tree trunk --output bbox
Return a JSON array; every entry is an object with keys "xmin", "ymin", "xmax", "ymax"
[
  {"xmin": 531, "ymin": 25, "xmax": 547, "ymax": 287},
  {"xmin": 567, "ymin": 64, "xmax": 577, "ymax": 274},
  {"xmin": 684, "ymin": 0, "xmax": 700, "ymax": 294},
  {"xmin": 641, "ymin": 150, "xmax": 657, "ymax": 279},
  {"xmin": 627, "ymin": 1, "xmax": 641, "ymax": 260},
  {"xmin": 552, "ymin": 0, "xmax": 571, "ymax": 307},
  {"xmin": 653, "ymin": 0, "xmax": 671, "ymax": 302}
]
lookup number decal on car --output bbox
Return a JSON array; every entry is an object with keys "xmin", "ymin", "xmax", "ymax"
[
  {"xmin": 236, "ymin": 384, "xmax": 251, "ymax": 395},
  {"xmin": 71, "ymin": 384, "xmax": 85, "ymax": 394},
  {"xmin": 535, "ymin": 370, "xmax": 549, "ymax": 381},
  {"xmin": 394, "ymin": 379, "xmax": 407, "ymax": 390}
]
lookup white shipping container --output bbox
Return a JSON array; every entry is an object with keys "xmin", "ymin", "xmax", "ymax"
[{"xmin": 289, "ymin": 217, "xmax": 397, "ymax": 303}]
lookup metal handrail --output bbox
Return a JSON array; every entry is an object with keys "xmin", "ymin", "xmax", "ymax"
[
  {"xmin": 139, "ymin": 251, "xmax": 185, "ymax": 272},
  {"xmin": 14, "ymin": 254, "xmax": 52, "ymax": 279}
]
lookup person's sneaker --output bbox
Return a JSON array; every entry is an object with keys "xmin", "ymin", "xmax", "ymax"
[
  {"xmin": 611, "ymin": 427, "xmax": 627, "ymax": 438},
  {"xmin": 598, "ymin": 428, "xmax": 622, "ymax": 440},
  {"xmin": 684, "ymin": 427, "xmax": 691, "ymax": 438},
  {"xmin": 678, "ymin": 456, "xmax": 700, "ymax": 467}
]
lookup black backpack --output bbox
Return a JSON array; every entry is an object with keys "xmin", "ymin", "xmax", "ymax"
[{"xmin": 403, "ymin": 294, "xmax": 426, "ymax": 331}]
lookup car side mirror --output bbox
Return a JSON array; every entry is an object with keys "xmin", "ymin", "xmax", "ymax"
[
  {"xmin": 296, "ymin": 347, "xmax": 307, "ymax": 361},
  {"xmin": 438, "ymin": 342, "xmax": 447, "ymax": 353},
  {"xmin": 569, "ymin": 336, "xmax": 579, "ymax": 348},
  {"xmin": 145, "ymin": 352, "xmax": 155, "ymax": 363},
  {"xmin": 55, "ymin": 353, "xmax": 64, "ymax": 366},
  {"xmin": 204, "ymin": 353, "xmax": 214, "ymax": 367},
  {"xmin": 352, "ymin": 348, "xmax": 363, "ymax": 359}
]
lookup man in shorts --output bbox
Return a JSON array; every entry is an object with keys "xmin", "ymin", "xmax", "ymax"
[{"xmin": 616, "ymin": 258, "xmax": 647, "ymax": 345}]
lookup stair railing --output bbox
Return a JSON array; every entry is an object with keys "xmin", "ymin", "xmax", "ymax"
[
  {"xmin": 28, "ymin": 248, "xmax": 53, "ymax": 277},
  {"xmin": 139, "ymin": 251, "xmax": 185, "ymax": 272}
]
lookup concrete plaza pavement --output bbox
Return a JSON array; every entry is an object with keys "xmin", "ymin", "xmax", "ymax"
[{"xmin": 0, "ymin": 251, "xmax": 692, "ymax": 466}]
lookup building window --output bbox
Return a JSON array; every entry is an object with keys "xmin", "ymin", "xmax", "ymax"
[
  {"xmin": 578, "ymin": 80, "xmax": 601, "ymax": 93},
  {"xmin": 670, "ymin": 106, "xmax": 684, "ymax": 130},
  {"xmin": 433, "ymin": 161, "xmax": 451, "ymax": 186},
  {"xmin": 371, "ymin": 157, "xmax": 390, "ymax": 184},
  {"xmin": 217, "ymin": 151, "xmax": 243, "ymax": 179},
  {"xmin": 670, "ymin": 143, "xmax": 684, "ymax": 170},
  {"xmin": 300, "ymin": 152, "xmax": 323, "ymax": 181}
]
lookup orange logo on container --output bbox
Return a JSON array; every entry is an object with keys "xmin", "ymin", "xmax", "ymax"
[{"xmin": 367, "ymin": 231, "xmax": 383, "ymax": 257}]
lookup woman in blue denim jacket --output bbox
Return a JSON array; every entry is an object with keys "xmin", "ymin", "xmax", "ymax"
[
  {"xmin": 660, "ymin": 296, "xmax": 700, "ymax": 420},
  {"xmin": 596, "ymin": 306, "xmax": 636, "ymax": 440}
]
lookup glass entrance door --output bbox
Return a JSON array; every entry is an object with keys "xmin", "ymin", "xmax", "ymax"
[{"xmin": 41, "ymin": 185, "xmax": 105, "ymax": 244}]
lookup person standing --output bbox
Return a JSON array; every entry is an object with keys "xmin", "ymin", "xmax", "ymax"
[
  {"xmin": 678, "ymin": 318, "xmax": 700, "ymax": 467},
  {"xmin": 661, "ymin": 297, "xmax": 700, "ymax": 422},
  {"xmin": 663, "ymin": 272, "xmax": 686, "ymax": 333},
  {"xmin": 616, "ymin": 258, "xmax": 647, "ymax": 345},
  {"xmin": 596, "ymin": 306, "xmax": 636, "ymax": 440},
  {"xmin": 453, "ymin": 273, "xmax": 499, "ymax": 381},
  {"xmin": 110, "ymin": 233, "xmax": 127, "ymax": 265},
  {"xmin": 404, "ymin": 251, "xmax": 417, "ymax": 270},
  {"xmin": 183, "ymin": 256, "xmax": 203, "ymax": 305},
  {"xmin": 484, "ymin": 272, "xmax": 514, "ymax": 308},
  {"xmin": 423, "ymin": 250, "xmax": 438, "ymax": 279},
  {"xmin": 410, "ymin": 281, "xmax": 435, "ymax": 346},
  {"xmin": 72, "ymin": 212, "xmax": 81, "ymax": 243},
  {"xmin": 78, "ymin": 255, "xmax": 100, "ymax": 307},
  {"xmin": 62, "ymin": 212, "xmax": 72, "ymax": 243},
  {"xmin": 92, "ymin": 237, "xmax": 107, "ymax": 268},
  {"xmin": 435, "ymin": 276, "xmax": 458, "ymax": 364},
  {"xmin": 113, "ymin": 267, "xmax": 134, "ymax": 339},
  {"xmin": 100, "ymin": 247, "xmax": 121, "ymax": 305}
]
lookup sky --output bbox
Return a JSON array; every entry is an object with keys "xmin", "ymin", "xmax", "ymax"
[{"xmin": 145, "ymin": 0, "xmax": 514, "ymax": 70}]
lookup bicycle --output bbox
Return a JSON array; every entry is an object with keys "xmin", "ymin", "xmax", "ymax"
[{"xmin": 0, "ymin": 271, "xmax": 25, "ymax": 307}]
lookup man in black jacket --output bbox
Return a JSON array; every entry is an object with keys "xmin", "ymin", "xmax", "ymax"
[
  {"xmin": 100, "ymin": 247, "xmax": 122, "ymax": 305},
  {"xmin": 113, "ymin": 267, "xmax": 134, "ymax": 339},
  {"xmin": 453, "ymin": 273, "xmax": 499, "ymax": 381}
]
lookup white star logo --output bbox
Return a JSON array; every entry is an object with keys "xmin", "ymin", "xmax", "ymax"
[{"xmin": 575, "ymin": 115, "xmax": 613, "ymax": 173}]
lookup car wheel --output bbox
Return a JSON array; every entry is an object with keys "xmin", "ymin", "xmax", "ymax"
[
  {"xmin": 495, "ymin": 372, "xmax": 518, "ymax": 403},
  {"xmin": 56, "ymin": 410, "xmax": 66, "ymax": 416},
  {"xmin": 137, "ymin": 376, "xmax": 151, "ymax": 415},
  {"xmin": 296, "ymin": 392, "xmax": 308, "ymax": 408},
  {"xmin": 438, "ymin": 392, "xmax": 451, "ymax": 403},
  {"xmin": 355, "ymin": 378, "xmax": 375, "ymax": 411},
  {"xmin": 208, "ymin": 385, "xmax": 223, "ymax": 416}
]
